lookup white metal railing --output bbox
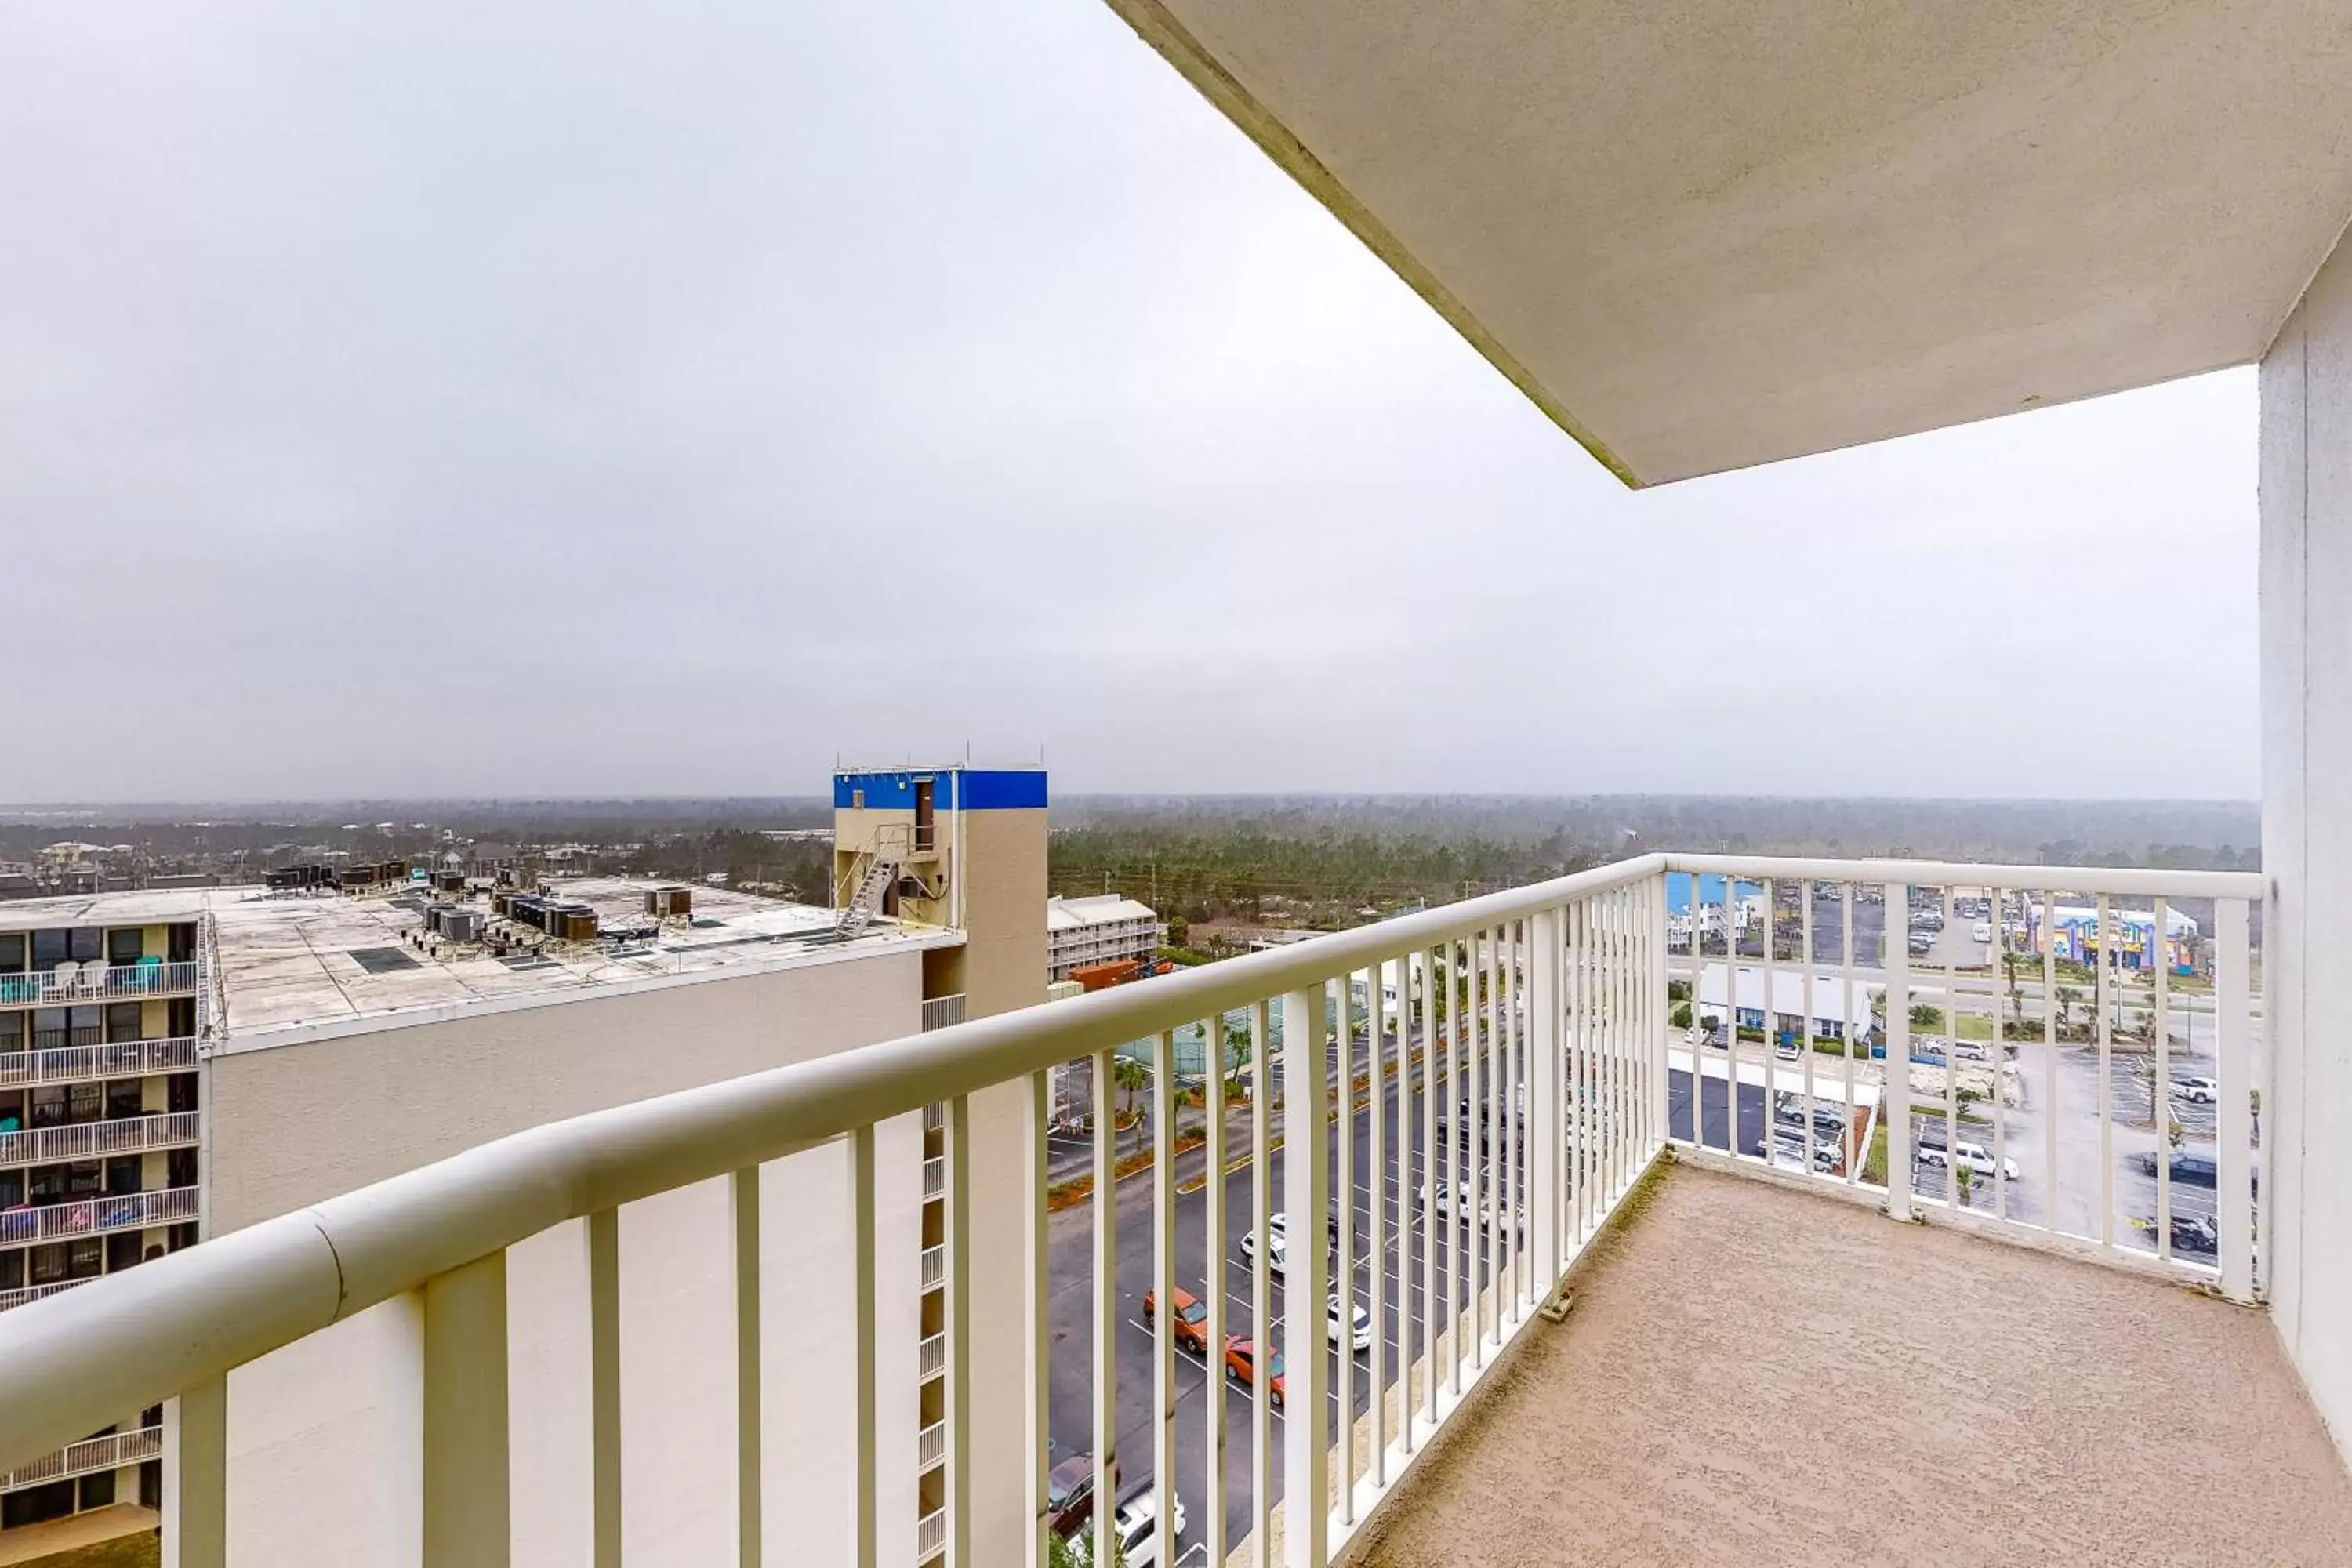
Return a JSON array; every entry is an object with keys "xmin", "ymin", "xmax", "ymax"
[
  {"xmin": 0, "ymin": 1186, "xmax": 200, "ymax": 1247},
  {"xmin": 918, "ymin": 1417, "xmax": 946, "ymax": 1472},
  {"xmin": 0, "ymin": 1036, "xmax": 199, "ymax": 1090},
  {"xmin": 922, "ymin": 1154, "xmax": 946, "ymax": 1200},
  {"xmin": 1660, "ymin": 855, "xmax": 2264, "ymax": 1301},
  {"xmin": 0, "ymin": 1277, "xmax": 93, "ymax": 1315},
  {"xmin": 0, "ymin": 960, "xmax": 200, "ymax": 1007},
  {"xmin": 918, "ymin": 1330, "xmax": 946, "ymax": 1382},
  {"xmin": 2, "ymin": 1424, "xmax": 162, "ymax": 1494},
  {"xmin": 921, "ymin": 993, "xmax": 967, "ymax": 1032},
  {"xmin": 0, "ymin": 851, "xmax": 2259, "ymax": 1568},
  {"xmin": 0, "ymin": 1111, "xmax": 203, "ymax": 1167}
]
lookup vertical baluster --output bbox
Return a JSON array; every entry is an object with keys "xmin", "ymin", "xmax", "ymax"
[
  {"xmin": 1759, "ymin": 878, "xmax": 1777, "ymax": 1174},
  {"xmin": 1886, "ymin": 884, "xmax": 1914, "ymax": 1221},
  {"xmin": 730, "ymin": 1169, "xmax": 762, "ymax": 1568},
  {"xmin": 1568, "ymin": 902, "xmax": 1587, "ymax": 1245},
  {"xmin": 2154, "ymin": 897, "xmax": 2172, "ymax": 1262},
  {"xmin": 1250, "ymin": 1000, "xmax": 1275, "ymax": 1566},
  {"xmin": 1092, "ymin": 1051, "xmax": 1118, "ymax": 1559},
  {"xmin": 1649, "ymin": 877, "xmax": 1669, "ymax": 1160},
  {"xmin": 1842, "ymin": 884, "xmax": 1858, "ymax": 1185},
  {"xmin": 2216, "ymin": 898, "xmax": 2255, "ymax": 1301},
  {"xmin": 1944, "ymin": 885, "xmax": 1960, "ymax": 1209},
  {"xmin": 587, "ymin": 1207, "xmax": 622, "ymax": 1568},
  {"xmin": 2043, "ymin": 889, "xmax": 2060, "ymax": 1232},
  {"xmin": 164, "ymin": 1374, "xmax": 227, "ymax": 1568},
  {"xmin": 1368, "ymin": 977, "xmax": 1388, "ymax": 1483},
  {"xmin": 1717, "ymin": 876, "xmax": 1733, "ymax": 1160},
  {"xmin": 1467, "ymin": 934, "xmax": 1486, "ymax": 1367},
  {"xmin": 1526, "ymin": 909, "xmax": 1563, "ymax": 1303},
  {"xmin": 1024, "ymin": 1072, "xmax": 1051, "ymax": 1568},
  {"xmin": 1501, "ymin": 922, "xmax": 1519, "ymax": 1317},
  {"xmin": 1991, "ymin": 892, "xmax": 2009, "ymax": 1222},
  {"xmin": 1799, "ymin": 880, "xmax": 1817, "ymax": 1177},
  {"xmin": 2096, "ymin": 895, "xmax": 2114, "ymax": 1249},
  {"xmin": 1333, "ymin": 982, "xmax": 1355, "ymax": 1519},
  {"xmin": 423, "ymin": 1251, "xmax": 510, "ymax": 1568},
  {"xmin": 946, "ymin": 1094, "xmax": 973, "ymax": 1567},
  {"xmin": 1202, "ymin": 1021, "xmax": 1229, "ymax": 1568},
  {"xmin": 1151, "ymin": 1034, "xmax": 1178, "ymax": 1562},
  {"xmin": 1281, "ymin": 983, "xmax": 1331, "ymax": 1566},
  {"xmin": 1430, "ymin": 940, "xmax": 1449, "ymax": 1401},
  {"xmin": 849, "ymin": 1127, "xmax": 877, "ymax": 1568},
  {"xmin": 1417, "ymin": 952, "xmax": 1436, "ymax": 1433}
]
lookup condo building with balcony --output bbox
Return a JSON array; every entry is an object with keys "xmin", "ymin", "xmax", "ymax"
[
  {"xmin": 0, "ymin": 767, "xmax": 1044, "ymax": 1563},
  {"xmin": 0, "ymin": 901, "xmax": 203, "ymax": 1534},
  {"xmin": 1044, "ymin": 894, "xmax": 1167, "ymax": 983}
]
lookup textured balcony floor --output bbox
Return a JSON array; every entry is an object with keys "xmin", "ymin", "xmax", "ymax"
[{"xmin": 1356, "ymin": 1162, "xmax": 2352, "ymax": 1567}]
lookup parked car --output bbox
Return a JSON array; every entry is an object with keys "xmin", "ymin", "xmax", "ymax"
[
  {"xmin": 1238, "ymin": 1225, "xmax": 1288, "ymax": 1276},
  {"xmin": 1773, "ymin": 1036, "xmax": 1800, "ymax": 1060},
  {"xmin": 1073, "ymin": 1481, "xmax": 1188, "ymax": 1567},
  {"xmin": 1328, "ymin": 1294, "xmax": 1374, "ymax": 1353},
  {"xmin": 2136, "ymin": 1150, "xmax": 2253, "ymax": 1194},
  {"xmin": 1224, "ymin": 1336, "xmax": 1285, "ymax": 1410},
  {"xmin": 1047, "ymin": 1451, "xmax": 1120, "ymax": 1538},
  {"xmin": 1971, "ymin": 920, "xmax": 1994, "ymax": 943},
  {"xmin": 1142, "ymin": 1284, "xmax": 1210, "ymax": 1355},
  {"xmin": 2170, "ymin": 1076, "xmax": 2221, "ymax": 1104},
  {"xmin": 1907, "ymin": 932, "xmax": 1934, "ymax": 956},
  {"xmin": 1916, "ymin": 1139, "xmax": 2020, "ymax": 1183},
  {"xmin": 1951, "ymin": 1039, "xmax": 1990, "ymax": 1062}
]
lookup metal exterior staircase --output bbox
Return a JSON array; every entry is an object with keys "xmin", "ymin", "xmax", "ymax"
[{"xmin": 836, "ymin": 853, "xmax": 901, "ymax": 936}]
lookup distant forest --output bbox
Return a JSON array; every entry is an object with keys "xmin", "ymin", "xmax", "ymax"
[{"xmin": 0, "ymin": 794, "xmax": 2258, "ymax": 930}]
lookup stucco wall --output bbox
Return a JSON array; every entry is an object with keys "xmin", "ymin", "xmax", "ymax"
[
  {"xmin": 206, "ymin": 951, "xmax": 927, "ymax": 1566},
  {"xmin": 2261, "ymin": 228, "xmax": 2352, "ymax": 1467}
]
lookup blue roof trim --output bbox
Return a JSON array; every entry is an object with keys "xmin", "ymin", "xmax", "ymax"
[{"xmin": 833, "ymin": 769, "xmax": 1047, "ymax": 811}]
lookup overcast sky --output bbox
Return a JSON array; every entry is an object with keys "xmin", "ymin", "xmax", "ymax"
[{"xmin": 0, "ymin": 2, "xmax": 2259, "ymax": 804}]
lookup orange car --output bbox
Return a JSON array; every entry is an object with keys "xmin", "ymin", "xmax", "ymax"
[
  {"xmin": 1142, "ymin": 1285, "xmax": 1210, "ymax": 1355},
  {"xmin": 1222, "ymin": 1335, "xmax": 1286, "ymax": 1410}
]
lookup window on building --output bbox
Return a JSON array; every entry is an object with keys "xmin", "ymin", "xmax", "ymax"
[
  {"xmin": 167, "ymin": 1073, "xmax": 197, "ymax": 1114},
  {"xmin": 67, "ymin": 1081, "xmax": 103, "ymax": 1123},
  {"xmin": 67, "ymin": 1006, "xmax": 100, "ymax": 1048},
  {"xmin": 31, "ymin": 1007, "xmax": 66, "ymax": 1051},
  {"xmin": 105, "ymin": 1155, "xmax": 141, "ymax": 1194},
  {"xmin": 0, "ymin": 1249, "xmax": 20, "ymax": 1290},
  {"xmin": 79, "ymin": 1469, "xmax": 116, "ymax": 1510},
  {"xmin": 2, "ymin": 1478, "xmax": 77, "ymax": 1530},
  {"xmin": 30, "ymin": 929, "xmax": 67, "ymax": 970},
  {"xmin": 107, "ymin": 1232, "xmax": 143, "ymax": 1273},
  {"xmin": 0, "ymin": 1010, "xmax": 21, "ymax": 1052},
  {"xmin": 105, "ymin": 1080, "xmax": 142, "ymax": 1120},
  {"xmin": 104, "ymin": 1003, "xmax": 143, "ymax": 1044},
  {"xmin": 0, "ymin": 932, "xmax": 22, "ymax": 972},
  {"xmin": 0, "ymin": 1168, "xmax": 20, "ymax": 1207},
  {"xmin": 107, "ymin": 929, "xmax": 143, "ymax": 967},
  {"xmin": 166, "ymin": 1148, "xmax": 196, "ymax": 1189},
  {"xmin": 28, "ymin": 1243, "xmax": 69, "ymax": 1284},
  {"xmin": 169, "ymin": 1221, "xmax": 196, "ymax": 1251},
  {"xmin": 67, "ymin": 1237, "xmax": 101, "ymax": 1277},
  {"xmin": 29, "ymin": 1085, "xmax": 67, "ymax": 1129},
  {"xmin": 67, "ymin": 928, "xmax": 102, "ymax": 965}
]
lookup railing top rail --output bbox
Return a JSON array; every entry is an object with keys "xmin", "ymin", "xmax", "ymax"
[
  {"xmin": 1663, "ymin": 853, "xmax": 2264, "ymax": 902},
  {"xmin": 0, "ymin": 851, "xmax": 1669, "ymax": 1466}
]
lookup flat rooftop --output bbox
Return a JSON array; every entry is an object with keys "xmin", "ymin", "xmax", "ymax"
[{"xmin": 1, "ymin": 879, "xmax": 956, "ymax": 1044}]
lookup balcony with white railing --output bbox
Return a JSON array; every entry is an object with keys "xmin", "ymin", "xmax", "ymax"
[
  {"xmin": 0, "ymin": 1110, "xmax": 202, "ymax": 1167},
  {"xmin": 0, "ymin": 1185, "xmax": 199, "ymax": 1248},
  {"xmin": 2, "ymin": 1425, "xmax": 162, "ymax": 1494},
  {"xmin": 0, "ymin": 855, "xmax": 2344, "ymax": 1568},
  {"xmin": 0, "ymin": 1036, "xmax": 200, "ymax": 1090},
  {"xmin": 0, "ymin": 960, "xmax": 201, "ymax": 1007},
  {"xmin": 0, "ymin": 1276, "xmax": 93, "ymax": 1315}
]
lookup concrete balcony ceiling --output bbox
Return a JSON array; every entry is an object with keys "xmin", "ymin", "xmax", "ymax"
[{"xmin": 1104, "ymin": 0, "xmax": 2352, "ymax": 484}]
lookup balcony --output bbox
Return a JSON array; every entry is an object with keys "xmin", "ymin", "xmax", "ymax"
[
  {"xmin": 0, "ymin": 1110, "xmax": 202, "ymax": 1167},
  {"xmin": 0, "ymin": 1277, "xmax": 91, "ymax": 1316},
  {"xmin": 0, "ymin": 960, "xmax": 200, "ymax": 1007},
  {"xmin": 0, "ymin": 1185, "xmax": 199, "ymax": 1247},
  {"xmin": 0, "ymin": 854, "xmax": 2338, "ymax": 1568},
  {"xmin": 0, "ymin": 1036, "xmax": 199, "ymax": 1090},
  {"xmin": 2, "ymin": 1426, "xmax": 162, "ymax": 1494}
]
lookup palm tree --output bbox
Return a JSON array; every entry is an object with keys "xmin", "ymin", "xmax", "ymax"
[
  {"xmin": 1954, "ymin": 1160, "xmax": 1976, "ymax": 1210},
  {"xmin": 1112, "ymin": 1054, "xmax": 1150, "ymax": 1126},
  {"xmin": 2054, "ymin": 985, "xmax": 2084, "ymax": 1034}
]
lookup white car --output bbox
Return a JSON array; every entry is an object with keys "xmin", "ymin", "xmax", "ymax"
[
  {"xmin": 1077, "ymin": 1486, "xmax": 1187, "ymax": 1568},
  {"xmin": 1238, "ymin": 1226, "xmax": 1287, "ymax": 1277},
  {"xmin": 1917, "ymin": 1140, "xmax": 2020, "ymax": 1183},
  {"xmin": 1415, "ymin": 1182, "xmax": 1522, "ymax": 1242},
  {"xmin": 2170, "ymin": 1076, "xmax": 2220, "ymax": 1104},
  {"xmin": 1328, "ymin": 1295, "xmax": 1374, "ymax": 1353},
  {"xmin": 1971, "ymin": 920, "xmax": 1993, "ymax": 943}
]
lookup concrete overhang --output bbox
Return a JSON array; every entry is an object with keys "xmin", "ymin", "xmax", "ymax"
[{"xmin": 1102, "ymin": 1, "xmax": 2352, "ymax": 485}]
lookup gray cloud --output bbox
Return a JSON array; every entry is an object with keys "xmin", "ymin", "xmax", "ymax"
[{"xmin": 0, "ymin": 1, "xmax": 2256, "ymax": 802}]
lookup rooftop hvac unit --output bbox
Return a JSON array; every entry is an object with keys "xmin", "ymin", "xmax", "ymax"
[
  {"xmin": 645, "ymin": 886, "xmax": 693, "ymax": 919},
  {"xmin": 556, "ymin": 909, "xmax": 599, "ymax": 942},
  {"xmin": 439, "ymin": 908, "xmax": 484, "ymax": 943}
]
